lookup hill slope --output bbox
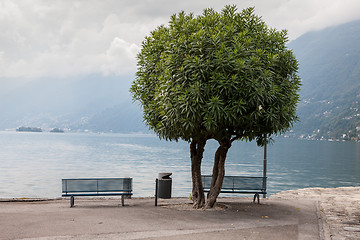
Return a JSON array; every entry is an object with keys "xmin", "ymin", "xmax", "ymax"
[
  {"xmin": 0, "ymin": 74, "xmax": 146, "ymax": 132},
  {"xmin": 1, "ymin": 21, "xmax": 359, "ymax": 138},
  {"xmin": 289, "ymin": 20, "xmax": 360, "ymax": 141}
]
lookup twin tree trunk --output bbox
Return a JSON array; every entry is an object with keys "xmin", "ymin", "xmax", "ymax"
[
  {"xmin": 206, "ymin": 139, "xmax": 231, "ymax": 208},
  {"xmin": 190, "ymin": 138, "xmax": 231, "ymax": 209},
  {"xmin": 190, "ymin": 140, "xmax": 206, "ymax": 208}
]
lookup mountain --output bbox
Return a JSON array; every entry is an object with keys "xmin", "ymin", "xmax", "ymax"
[
  {"xmin": 0, "ymin": 74, "xmax": 147, "ymax": 132},
  {"xmin": 1, "ymin": 21, "xmax": 359, "ymax": 138},
  {"xmin": 76, "ymin": 100, "xmax": 147, "ymax": 133},
  {"xmin": 288, "ymin": 20, "xmax": 360, "ymax": 141}
]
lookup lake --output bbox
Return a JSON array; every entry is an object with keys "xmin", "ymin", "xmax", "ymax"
[{"xmin": 0, "ymin": 131, "xmax": 359, "ymax": 198}]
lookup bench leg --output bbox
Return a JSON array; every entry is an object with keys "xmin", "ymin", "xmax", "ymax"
[
  {"xmin": 253, "ymin": 193, "xmax": 260, "ymax": 204},
  {"xmin": 155, "ymin": 178, "xmax": 158, "ymax": 206},
  {"xmin": 121, "ymin": 194, "xmax": 125, "ymax": 206},
  {"xmin": 70, "ymin": 195, "xmax": 74, "ymax": 208}
]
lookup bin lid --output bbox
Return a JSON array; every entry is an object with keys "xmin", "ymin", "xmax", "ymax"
[{"xmin": 158, "ymin": 172, "xmax": 172, "ymax": 179}]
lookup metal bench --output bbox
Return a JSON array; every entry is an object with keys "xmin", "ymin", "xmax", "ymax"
[
  {"xmin": 202, "ymin": 175, "xmax": 267, "ymax": 204},
  {"xmin": 62, "ymin": 178, "xmax": 133, "ymax": 207}
]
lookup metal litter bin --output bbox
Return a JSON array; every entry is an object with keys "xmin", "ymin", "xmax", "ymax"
[{"xmin": 155, "ymin": 172, "xmax": 172, "ymax": 206}]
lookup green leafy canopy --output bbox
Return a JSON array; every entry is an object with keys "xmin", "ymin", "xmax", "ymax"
[{"xmin": 131, "ymin": 5, "xmax": 301, "ymax": 145}]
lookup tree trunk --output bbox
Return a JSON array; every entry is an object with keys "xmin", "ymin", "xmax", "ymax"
[
  {"xmin": 205, "ymin": 139, "xmax": 231, "ymax": 208},
  {"xmin": 190, "ymin": 139, "xmax": 206, "ymax": 208}
]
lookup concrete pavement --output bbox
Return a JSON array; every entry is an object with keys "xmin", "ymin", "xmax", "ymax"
[{"xmin": 0, "ymin": 197, "xmax": 322, "ymax": 240}]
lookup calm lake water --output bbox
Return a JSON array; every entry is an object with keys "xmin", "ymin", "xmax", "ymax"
[{"xmin": 0, "ymin": 131, "xmax": 359, "ymax": 198}]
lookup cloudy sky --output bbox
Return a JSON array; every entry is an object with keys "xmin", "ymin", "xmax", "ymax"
[{"xmin": 1, "ymin": 0, "xmax": 360, "ymax": 84}]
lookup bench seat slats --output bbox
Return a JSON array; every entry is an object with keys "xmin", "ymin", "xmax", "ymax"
[
  {"xmin": 62, "ymin": 190, "xmax": 132, "ymax": 194},
  {"xmin": 203, "ymin": 190, "xmax": 266, "ymax": 194},
  {"xmin": 62, "ymin": 193, "xmax": 132, "ymax": 197}
]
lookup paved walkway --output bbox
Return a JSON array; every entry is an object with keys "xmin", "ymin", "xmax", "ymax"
[{"xmin": 0, "ymin": 197, "xmax": 322, "ymax": 240}]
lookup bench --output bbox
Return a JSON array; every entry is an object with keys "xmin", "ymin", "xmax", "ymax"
[
  {"xmin": 62, "ymin": 178, "xmax": 132, "ymax": 207},
  {"xmin": 202, "ymin": 175, "xmax": 267, "ymax": 204}
]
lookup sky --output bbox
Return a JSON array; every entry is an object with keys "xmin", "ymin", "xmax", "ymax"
[{"xmin": 1, "ymin": 0, "xmax": 360, "ymax": 85}]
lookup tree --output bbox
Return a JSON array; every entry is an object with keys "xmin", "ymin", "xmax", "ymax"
[{"xmin": 131, "ymin": 6, "xmax": 301, "ymax": 208}]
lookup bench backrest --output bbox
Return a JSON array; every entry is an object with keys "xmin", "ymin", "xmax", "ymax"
[
  {"xmin": 202, "ymin": 175, "xmax": 266, "ymax": 191},
  {"xmin": 62, "ymin": 178, "xmax": 132, "ymax": 194}
]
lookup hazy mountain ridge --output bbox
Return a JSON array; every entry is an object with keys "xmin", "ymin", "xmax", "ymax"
[
  {"xmin": 76, "ymin": 101, "xmax": 147, "ymax": 133},
  {"xmin": 0, "ymin": 21, "xmax": 359, "ymax": 139},
  {"xmin": 289, "ymin": 20, "xmax": 360, "ymax": 141},
  {"xmin": 0, "ymin": 74, "xmax": 145, "ymax": 132}
]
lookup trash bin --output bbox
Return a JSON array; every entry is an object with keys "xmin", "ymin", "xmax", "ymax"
[{"xmin": 157, "ymin": 172, "xmax": 172, "ymax": 199}]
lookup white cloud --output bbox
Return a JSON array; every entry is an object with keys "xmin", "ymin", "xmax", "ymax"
[
  {"xmin": 0, "ymin": 0, "xmax": 359, "ymax": 80},
  {"xmin": 101, "ymin": 37, "xmax": 140, "ymax": 75},
  {"xmin": 0, "ymin": 1, "xmax": 144, "ymax": 79},
  {"xmin": 256, "ymin": 0, "xmax": 360, "ymax": 39}
]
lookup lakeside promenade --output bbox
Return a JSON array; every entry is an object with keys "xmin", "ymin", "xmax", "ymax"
[{"xmin": 0, "ymin": 187, "xmax": 359, "ymax": 240}]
